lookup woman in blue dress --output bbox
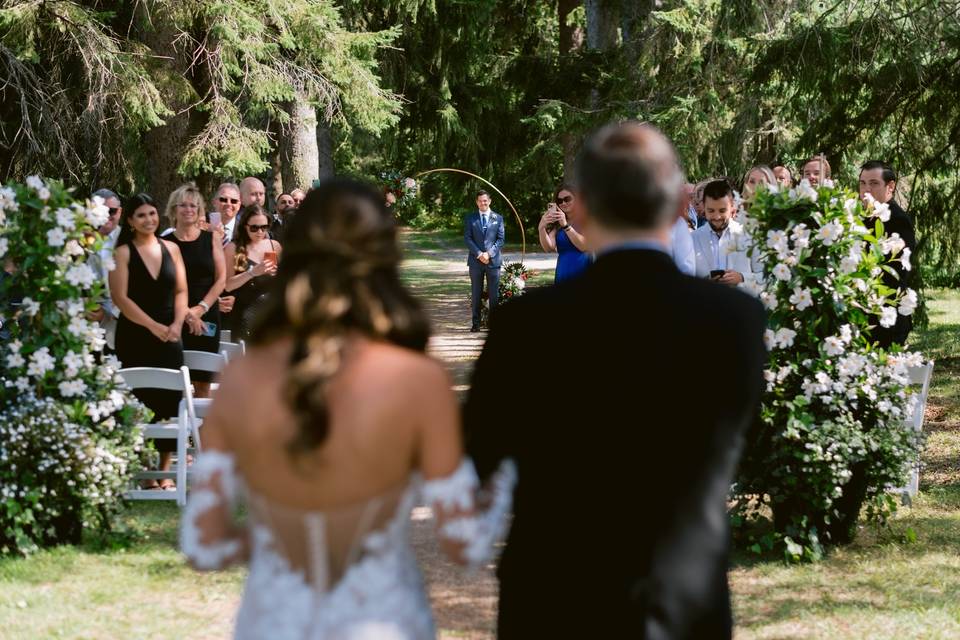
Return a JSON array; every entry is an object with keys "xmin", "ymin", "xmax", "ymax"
[{"xmin": 537, "ymin": 184, "xmax": 591, "ymax": 283}]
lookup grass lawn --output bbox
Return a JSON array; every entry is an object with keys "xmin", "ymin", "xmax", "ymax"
[{"xmin": 1, "ymin": 253, "xmax": 958, "ymax": 638}]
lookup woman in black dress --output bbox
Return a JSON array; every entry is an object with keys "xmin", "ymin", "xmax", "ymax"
[
  {"xmin": 110, "ymin": 193, "xmax": 188, "ymax": 490},
  {"xmin": 164, "ymin": 183, "xmax": 226, "ymax": 398},
  {"xmin": 224, "ymin": 205, "xmax": 281, "ymax": 340}
]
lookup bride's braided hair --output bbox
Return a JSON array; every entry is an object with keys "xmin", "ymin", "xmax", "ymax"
[{"xmin": 249, "ymin": 179, "xmax": 430, "ymax": 458}]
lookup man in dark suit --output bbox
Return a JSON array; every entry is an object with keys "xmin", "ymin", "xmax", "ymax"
[
  {"xmin": 464, "ymin": 190, "xmax": 505, "ymax": 332},
  {"xmin": 464, "ymin": 122, "xmax": 767, "ymax": 639},
  {"xmin": 859, "ymin": 160, "xmax": 917, "ymax": 347}
]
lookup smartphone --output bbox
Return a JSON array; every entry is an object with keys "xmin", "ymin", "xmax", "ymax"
[
  {"xmin": 710, "ymin": 269, "xmax": 725, "ymax": 279},
  {"xmin": 201, "ymin": 320, "xmax": 218, "ymax": 337},
  {"xmin": 208, "ymin": 211, "xmax": 221, "ymax": 227},
  {"xmin": 263, "ymin": 251, "xmax": 277, "ymax": 265}
]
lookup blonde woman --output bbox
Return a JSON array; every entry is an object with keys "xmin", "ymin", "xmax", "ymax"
[
  {"xmin": 741, "ymin": 165, "xmax": 776, "ymax": 209},
  {"xmin": 164, "ymin": 183, "xmax": 226, "ymax": 397}
]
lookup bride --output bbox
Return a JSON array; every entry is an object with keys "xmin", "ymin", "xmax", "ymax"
[{"xmin": 180, "ymin": 179, "xmax": 515, "ymax": 639}]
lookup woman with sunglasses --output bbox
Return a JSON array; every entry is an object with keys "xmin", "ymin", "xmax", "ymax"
[
  {"xmin": 538, "ymin": 183, "xmax": 591, "ymax": 283},
  {"xmin": 224, "ymin": 205, "xmax": 281, "ymax": 340}
]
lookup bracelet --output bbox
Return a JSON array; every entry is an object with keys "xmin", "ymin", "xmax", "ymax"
[
  {"xmin": 197, "ymin": 300, "xmax": 210, "ymax": 313},
  {"xmin": 562, "ymin": 224, "xmax": 572, "ymax": 231}
]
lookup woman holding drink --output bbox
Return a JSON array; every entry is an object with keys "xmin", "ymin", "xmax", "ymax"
[{"xmin": 224, "ymin": 205, "xmax": 281, "ymax": 340}]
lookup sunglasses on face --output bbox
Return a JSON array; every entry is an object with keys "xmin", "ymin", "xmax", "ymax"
[
  {"xmin": 556, "ymin": 196, "xmax": 574, "ymax": 205},
  {"xmin": 108, "ymin": 207, "xmax": 120, "ymax": 217},
  {"xmin": 219, "ymin": 197, "xmax": 240, "ymax": 205},
  {"xmin": 247, "ymin": 224, "xmax": 270, "ymax": 232}
]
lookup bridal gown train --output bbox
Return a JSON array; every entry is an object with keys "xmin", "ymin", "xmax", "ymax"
[{"xmin": 181, "ymin": 451, "xmax": 516, "ymax": 639}]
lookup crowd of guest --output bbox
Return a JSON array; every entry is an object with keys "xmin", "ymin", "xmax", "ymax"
[
  {"xmin": 531, "ymin": 156, "xmax": 915, "ymax": 347},
  {"xmin": 86, "ymin": 177, "xmax": 303, "ymax": 490}
]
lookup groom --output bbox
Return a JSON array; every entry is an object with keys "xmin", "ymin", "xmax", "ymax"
[
  {"xmin": 464, "ymin": 122, "xmax": 766, "ymax": 638},
  {"xmin": 464, "ymin": 190, "xmax": 505, "ymax": 332}
]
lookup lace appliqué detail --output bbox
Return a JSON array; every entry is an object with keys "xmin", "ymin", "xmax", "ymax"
[
  {"xmin": 180, "ymin": 450, "xmax": 244, "ymax": 570},
  {"xmin": 422, "ymin": 457, "xmax": 517, "ymax": 570}
]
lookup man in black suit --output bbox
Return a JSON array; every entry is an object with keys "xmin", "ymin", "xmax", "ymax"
[
  {"xmin": 859, "ymin": 160, "xmax": 917, "ymax": 347},
  {"xmin": 464, "ymin": 122, "xmax": 767, "ymax": 639},
  {"xmin": 464, "ymin": 190, "xmax": 505, "ymax": 332}
]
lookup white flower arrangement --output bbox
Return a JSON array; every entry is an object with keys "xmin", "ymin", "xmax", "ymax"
[
  {"xmin": 732, "ymin": 179, "xmax": 924, "ymax": 562},
  {"xmin": 0, "ymin": 178, "xmax": 148, "ymax": 555}
]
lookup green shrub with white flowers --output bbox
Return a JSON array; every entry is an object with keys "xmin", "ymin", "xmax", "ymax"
[
  {"xmin": 732, "ymin": 179, "xmax": 924, "ymax": 562},
  {"xmin": 0, "ymin": 177, "xmax": 148, "ymax": 555}
]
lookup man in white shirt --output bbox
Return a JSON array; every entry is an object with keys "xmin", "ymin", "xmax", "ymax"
[
  {"xmin": 693, "ymin": 179, "xmax": 757, "ymax": 286},
  {"xmin": 213, "ymin": 182, "xmax": 242, "ymax": 245}
]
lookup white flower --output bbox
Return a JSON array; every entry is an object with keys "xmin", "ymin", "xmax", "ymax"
[
  {"xmin": 899, "ymin": 289, "xmax": 918, "ymax": 316},
  {"xmin": 64, "ymin": 239, "xmax": 85, "ymax": 257},
  {"xmin": 764, "ymin": 329, "xmax": 776, "ymax": 350},
  {"xmin": 796, "ymin": 180, "xmax": 818, "ymax": 202},
  {"xmin": 515, "ymin": 277, "xmax": 525, "ymax": 291},
  {"xmin": 85, "ymin": 196, "xmax": 110, "ymax": 228},
  {"xmin": 20, "ymin": 297, "xmax": 40, "ymax": 316},
  {"xmin": 14, "ymin": 377, "xmax": 29, "ymax": 392},
  {"xmin": 25, "ymin": 175, "xmax": 45, "ymax": 191},
  {"xmin": 815, "ymin": 220, "xmax": 843, "ymax": 246},
  {"xmin": 6, "ymin": 352, "xmax": 25, "ymax": 368},
  {"xmin": 775, "ymin": 327, "xmax": 797, "ymax": 348},
  {"xmin": 843, "ymin": 198, "xmax": 859, "ymax": 216},
  {"xmin": 879, "ymin": 306, "xmax": 898, "ymax": 328},
  {"xmin": 791, "ymin": 224, "xmax": 811, "ymax": 250},
  {"xmin": 58, "ymin": 379, "xmax": 87, "ymax": 398},
  {"xmin": 839, "ymin": 252, "xmax": 861, "ymax": 274},
  {"xmin": 872, "ymin": 200, "xmax": 891, "ymax": 223},
  {"xmin": 64, "ymin": 263, "xmax": 96, "ymax": 288},
  {"xmin": 772, "ymin": 263, "xmax": 792, "ymax": 281},
  {"xmin": 63, "ymin": 351, "xmax": 84, "ymax": 378},
  {"xmin": 0, "ymin": 186, "xmax": 17, "ymax": 211},
  {"xmin": 47, "ymin": 227, "xmax": 66, "ymax": 247},
  {"xmin": 853, "ymin": 277, "xmax": 869, "ymax": 292},
  {"xmin": 27, "ymin": 347, "xmax": 56, "ymax": 378},
  {"xmin": 900, "ymin": 247, "xmax": 912, "ymax": 271},
  {"xmin": 759, "ymin": 291, "xmax": 778, "ymax": 310},
  {"xmin": 67, "ymin": 316, "xmax": 89, "ymax": 337},
  {"xmin": 788, "ymin": 287, "xmax": 813, "ymax": 310},
  {"xmin": 880, "ymin": 233, "xmax": 906, "ymax": 256},
  {"xmin": 823, "ymin": 336, "xmax": 845, "ymax": 356},
  {"xmin": 8, "ymin": 339, "xmax": 22, "ymax": 354},
  {"xmin": 766, "ymin": 229, "xmax": 789, "ymax": 251},
  {"xmin": 839, "ymin": 324, "xmax": 853, "ymax": 343},
  {"xmin": 55, "ymin": 207, "xmax": 76, "ymax": 230},
  {"xmin": 0, "ymin": 237, "xmax": 7, "ymax": 259}
]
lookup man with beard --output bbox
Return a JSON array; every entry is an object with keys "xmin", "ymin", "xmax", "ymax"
[
  {"xmin": 692, "ymin": 179, "xmax": 758, "ymax": 286},
  {"xmin": 271, "ymin": 192, "xmax": 297, "ymax": 238}
]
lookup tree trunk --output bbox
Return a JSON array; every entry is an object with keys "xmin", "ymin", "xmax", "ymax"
[
  {"xmin": 280, "ymin": 98, "xmax": 320, "ymax": 194},
  {"xmin": 559, "ymin": 0, "xmax": 584, "ymax": 181},
  {"xmin": 317, "ymin": 116, "xmax": 334, "ymax": 180},
  {"xmin": 584, "ymin": 0, "xmax": 619, "ymax": 51},
  {"xmin": 136, "ymin": 9, "xmax": 206, "ymax": 204}
]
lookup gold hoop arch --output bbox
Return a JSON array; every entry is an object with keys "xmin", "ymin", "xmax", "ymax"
[{"xmin": 413, "ymin": 168, "xmax": 525, "ymax": 262}]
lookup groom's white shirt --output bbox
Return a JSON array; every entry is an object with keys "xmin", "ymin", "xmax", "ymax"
[{"xmin": 693, "ymin": 218, "xmax": 760, "ymax": 283}]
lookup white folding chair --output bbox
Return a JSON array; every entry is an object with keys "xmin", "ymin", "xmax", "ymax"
[
  {"xmin": 897, "ymin": 361, "xmax": 935, "ymax": 504},
  {"xmin": 219, "ymin": 340, "xmax": 246, "ymax": 363},
  {"xmin": 220, "ymin": 329, "xmax": 232, "ymax": 343},
  {"xmin": 183, "ymin": 349, "xmax": 226, "ymax": 378},
  {"xmin": 119, "ymin": 365, "xmax": 197, "ymax": 506}
]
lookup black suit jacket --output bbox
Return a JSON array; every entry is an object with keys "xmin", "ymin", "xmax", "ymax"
[
  {"xmin": 464, "ymin": 249, "xmax": 766, "ymax": 639},
  {"xmin": 870, "ymin": 200, "xmax": 916, "ymax": 347}
]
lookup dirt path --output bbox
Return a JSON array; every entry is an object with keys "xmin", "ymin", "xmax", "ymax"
[{"xmin": 401, "ymin": 229, "xmax": 553, "ymax": 638}]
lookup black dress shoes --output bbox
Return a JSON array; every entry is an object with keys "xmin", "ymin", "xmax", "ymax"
[{"xmin": 470, "ymin": 325, "xmax": 480, "ymax": 332}]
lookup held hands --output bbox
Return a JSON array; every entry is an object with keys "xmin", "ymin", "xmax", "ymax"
[
  {"xmin": 478, "ymin": 252, "xmax": 491, "ymax": 265},
  {"xmin": 165, "ymin": 321, "xmax": 182, "ymax": 343},
  {"xmin": 218, "ymin": 296, "xmax": 235, "ymax": 313},
  {"xmin": 149, "ymin": 321, "xmax": 169, "ymax": 342},
  {"xmin": 185, "ymin": 307, "xmax": 205, "ymax": 336}
]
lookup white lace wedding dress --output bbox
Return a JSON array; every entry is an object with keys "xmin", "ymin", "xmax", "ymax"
[{"xmin": 180, "ymin": 451, "xmax": 516, "ymax": 639}]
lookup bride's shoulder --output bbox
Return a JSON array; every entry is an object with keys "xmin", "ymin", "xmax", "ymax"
[{"xmin": 356, "ymin": 341, "xmax": 450, "ymax": 391}]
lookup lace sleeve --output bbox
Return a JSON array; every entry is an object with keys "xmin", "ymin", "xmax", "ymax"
[
  {"xmin": 180, "ymin": 450, "xmax": 249, "ymax": 570},
  {"xmin": 421, "ymin": 457, "xmax": 517, "ymax": 570}
]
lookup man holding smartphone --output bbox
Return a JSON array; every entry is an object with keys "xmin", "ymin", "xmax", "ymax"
[
  {"xmin": 692, "ymin": 179, "xmax": 758, "ymax": 286},
  {"xmin": 464, "ymin": 190, "xmax": 505, "ymax": 332}
]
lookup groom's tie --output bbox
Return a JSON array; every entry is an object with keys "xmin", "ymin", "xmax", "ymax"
[{"xmin": 481, "ymin": 213, "xmax": 488, "ymax": 232}]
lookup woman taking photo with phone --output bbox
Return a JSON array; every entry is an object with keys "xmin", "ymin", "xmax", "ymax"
[
  {"xmin": 165, "ymin": 183, "xmax": 226, "ymax": 398},
  {"xmin": 110, "ymin": 192, "xmax": 188, "ymax": 490},
  {"xmin": 538, "ymin": 183, "xmax": 590, "ymax": 283},
  {"xmin": 224, "ymin": 205, "xmax": 282, "ymax": 340}
]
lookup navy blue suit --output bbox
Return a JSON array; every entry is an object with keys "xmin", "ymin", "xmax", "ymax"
[{"xmin": 464, "ymin": 210, "xmax": 505, "ymax": 327}]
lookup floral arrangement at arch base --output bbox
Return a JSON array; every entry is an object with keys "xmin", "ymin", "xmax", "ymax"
[
  {"xmin": 477, "ymin": 261, "xmax": 533, "ymax": 328},
  {"xmin": 731, "ymin": 179, "xmax": 924, "ymax": 563},
  {"xmin": 380, "ymin": 171, "xmax": 418, "ymax": 213},
  {"xmin": 0, "ymin": 177, "xmax": 148, "ymax": 555}
]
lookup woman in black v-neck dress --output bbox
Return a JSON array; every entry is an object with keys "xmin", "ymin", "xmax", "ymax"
[{"xmin": 110, "ymin": 193, "xmax": 188, "ymax": 489}]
